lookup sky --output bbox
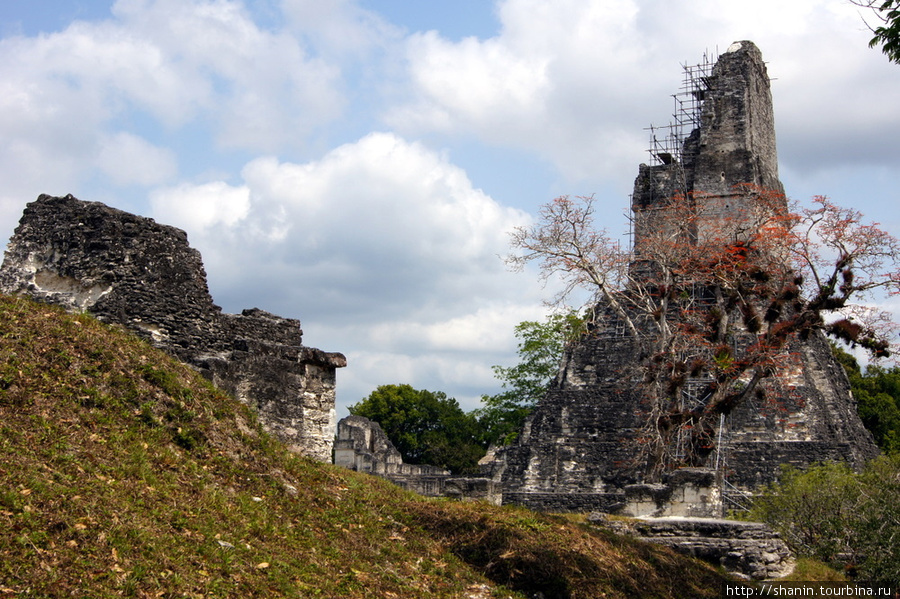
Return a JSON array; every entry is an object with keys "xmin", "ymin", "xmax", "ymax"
[{"xmin": 1, "ymin": 0, "xmax": 898, "ymax": 417}]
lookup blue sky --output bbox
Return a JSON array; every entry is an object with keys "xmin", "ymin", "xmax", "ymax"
[{"xmin": 1, "ymin": 0, "xmax": 898, "ymax": 416}]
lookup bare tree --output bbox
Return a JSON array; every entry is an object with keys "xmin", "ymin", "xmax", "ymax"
[{"xmin": 508, "ymin": 187, "xmax": 900, "ymax": 476}]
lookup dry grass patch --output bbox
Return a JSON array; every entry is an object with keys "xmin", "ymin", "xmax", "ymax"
[{"xmin": 0, "ymin": 295, "xmax": 733, "ymax": 598}]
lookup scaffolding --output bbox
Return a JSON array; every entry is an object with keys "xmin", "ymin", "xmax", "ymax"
[
  {"xmin": 673, "ymin": 377, "xmax": 715, "ymax": 462},
  {"xmin": 714, "ymin": 413, "xmax": 754, "ymax": 514},
  {"xmin": 645, "ymin": 50, "xmax": 718, "ymax": 166}
]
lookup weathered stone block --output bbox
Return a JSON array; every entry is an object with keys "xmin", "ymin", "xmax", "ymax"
[
  {"xmin": 591, "ymin": 516, "xmax": 795, "ymax": 580},
  {"xmin": 0, "ymin": 194, "xmax": 345, "ymax": 461},
  {"xmin": 335, "ymin": 415, "xmax": 502, "ymax": 502}
]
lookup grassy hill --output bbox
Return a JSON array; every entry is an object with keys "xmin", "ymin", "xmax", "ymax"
[{"xmin": 0, "ymin": 294, "xmax": 732, "ymax": 598}]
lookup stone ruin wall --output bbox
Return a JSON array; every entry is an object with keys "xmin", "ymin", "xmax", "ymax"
[
  {"xmin": 592, "ymin": 514, "xmax": 795, "ymax": 580},
  {"xmin": 335, "ymin": 415, "xmax": 501, "ymax": 503},
  {"xmin": 0, "ymin": 194, "xmax": 346, "ymax": 462},
  {"xmin": 498, "ymin": 313, "xmax": 878, "ymax": 514},
  {"xmin": 632, "ymin": 40, "xmax": 785, "ymax": 254},
  {"xmin": 497, "ymin": 41, "xmax": 879, "ymax": 515}
]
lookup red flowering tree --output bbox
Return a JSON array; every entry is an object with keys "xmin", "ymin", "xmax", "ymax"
[{"xmin": 508, "ymin": 187, "xmax": 900, "ymax": 475}]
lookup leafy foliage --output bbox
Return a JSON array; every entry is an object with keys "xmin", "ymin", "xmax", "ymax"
[
  {"xmin": 852, "ymin": 0, "xmax": 900, "ymax": 64},
  {"xmin": 476, "ymin": 312, "xmax": 585, "ymax": 446},
  {"xmin": 749, "ymin": 462, "xmax": 862, "ymax": 563},
  {"xmin": 348, "ymin": 384, "xmax": 486, "ymax": 474},
  {"xmin": 749, "ymin": 456, "xmax": 900, "ymax": 584},
  {"xmin": 833, "ymin": 344, "xmax": 900, "ymax": 453}
]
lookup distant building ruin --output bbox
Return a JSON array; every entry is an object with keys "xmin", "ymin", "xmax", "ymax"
[
  {"xmin": 335, "ymin": 415, "xmax": 500, "ymax": 502},
  {"xmin": 0, "ymin": 194, "xmax": 346, "ymax": 461}
]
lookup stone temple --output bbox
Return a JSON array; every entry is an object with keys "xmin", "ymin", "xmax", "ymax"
[
  {"xmin": 0, "ymin": 195, "xmax": 346, "ymax": 462},
  {"xmin": 496, "ymin": 41, "xmax": 879, "ymax": 514},
  {"xmin": 333, "ymin": 42, "xmax": 879, "ymax": 518}
]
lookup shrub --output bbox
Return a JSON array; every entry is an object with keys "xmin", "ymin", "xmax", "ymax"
[{"xmin": 749, "ymin": 456, "xmax": 900, "ymax": 584}]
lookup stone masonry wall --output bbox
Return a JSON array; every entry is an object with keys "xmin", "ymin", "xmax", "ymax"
[
  {"xmin": 495, "ymin": 41, "xmax": 879, "ymax": 514},
  {"xmin": 0, "ymin": 194, "xmax": 346, "ymax": 461},
  {"xmin": 591, "ymin": 514, "xmax": 794, "ymax": 580},
  {"xmin": 335, "ymin": 415, "xmax": 502, "ymax": 503},
  {"xmin": 632, "ymin": 40, "xmax": 785, "ymax": 253}
]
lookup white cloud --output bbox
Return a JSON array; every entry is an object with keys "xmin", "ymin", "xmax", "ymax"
[
  {"xmin": 28, "ymin": 17, "xmax": 208, "ymax": 128},
  {"xmin": 97, "ymin": 132, "xmax": 178, "ymax": 186},
  {"xmin": 386, "ymin": 0, "xmax": 658, "ymax": 183},
  {"xmin": 369, "ymin": 303, "xmax": 547, "ymax": 354},
  {"xmin": 387, "ymin": 0, "xmax": 900, "ymax": 188},
  {"xmin": 151, "ymin": 132, "xmax": 537, "ymax": 315},
  {"xmin": 280, "ymin": 0, "xmax": 400, "ymax": 57},
  {"xmin": 0, "ymin": 31, "xmax": 114, "ymax": 213},
  {"xmin": 149, "ymin": 181, "xmax": 250, "ymax": 232},
  {"xmin": 0, "ymin": 0, "xmax": 348, "ymax": 225},
  {"xmin": 148, "ymin": 132, "xmax": 547, "ymax": 412},
  {"xmin": 399, "ymin": 32, "xmax": 550, "ymax": 132},
  {"xmin": 233, "ymin": 132, "xmax": 532, "ymax": 266},
  {"xmin": 110, "ymin": 0, "xmax": 345, "ymax": 151}
]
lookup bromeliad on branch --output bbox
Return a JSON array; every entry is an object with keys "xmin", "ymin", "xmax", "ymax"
[{"xmin": 508, "ymin": 186, "xmax": 900, "ymax": 476}]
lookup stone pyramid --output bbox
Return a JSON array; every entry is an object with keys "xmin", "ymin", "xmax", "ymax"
[{"xmin": 496, "ymin": 42, "xmax": 879, "ymax": 515}]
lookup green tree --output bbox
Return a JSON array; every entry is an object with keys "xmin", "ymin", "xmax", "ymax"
[
  {"xmin": 854, "ymin": 454, "xmax": 900, "ymax": 583},
  {"xmin": 852, "ymin": 0, "xmax": 900, "ymax": 64},
  {"xmin": 476, "ymin": 312, "xmax": 584, "ymax": 446},
  {"xmin": 749, "ymin": 462, "xmax": 862, "ymax": 564},
  {"xmin": 749, "ymin": 456, "xmax": 900, "ymax": 584},
  {"xmin": 348, "ymin": 384, "xmax": 486, "ymax": 475},
  {"xmin": 833, "ymin": 344, "xmax": 900, "ymax": 453}
]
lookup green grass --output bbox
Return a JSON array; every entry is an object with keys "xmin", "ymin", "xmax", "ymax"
[
  {"xmin": 0, "ymin": 294, "xmax": 733, "ymax": 598},
  {"xmin": 778, "ymin": 559, "xmax": 849, "ymax": 582}
]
